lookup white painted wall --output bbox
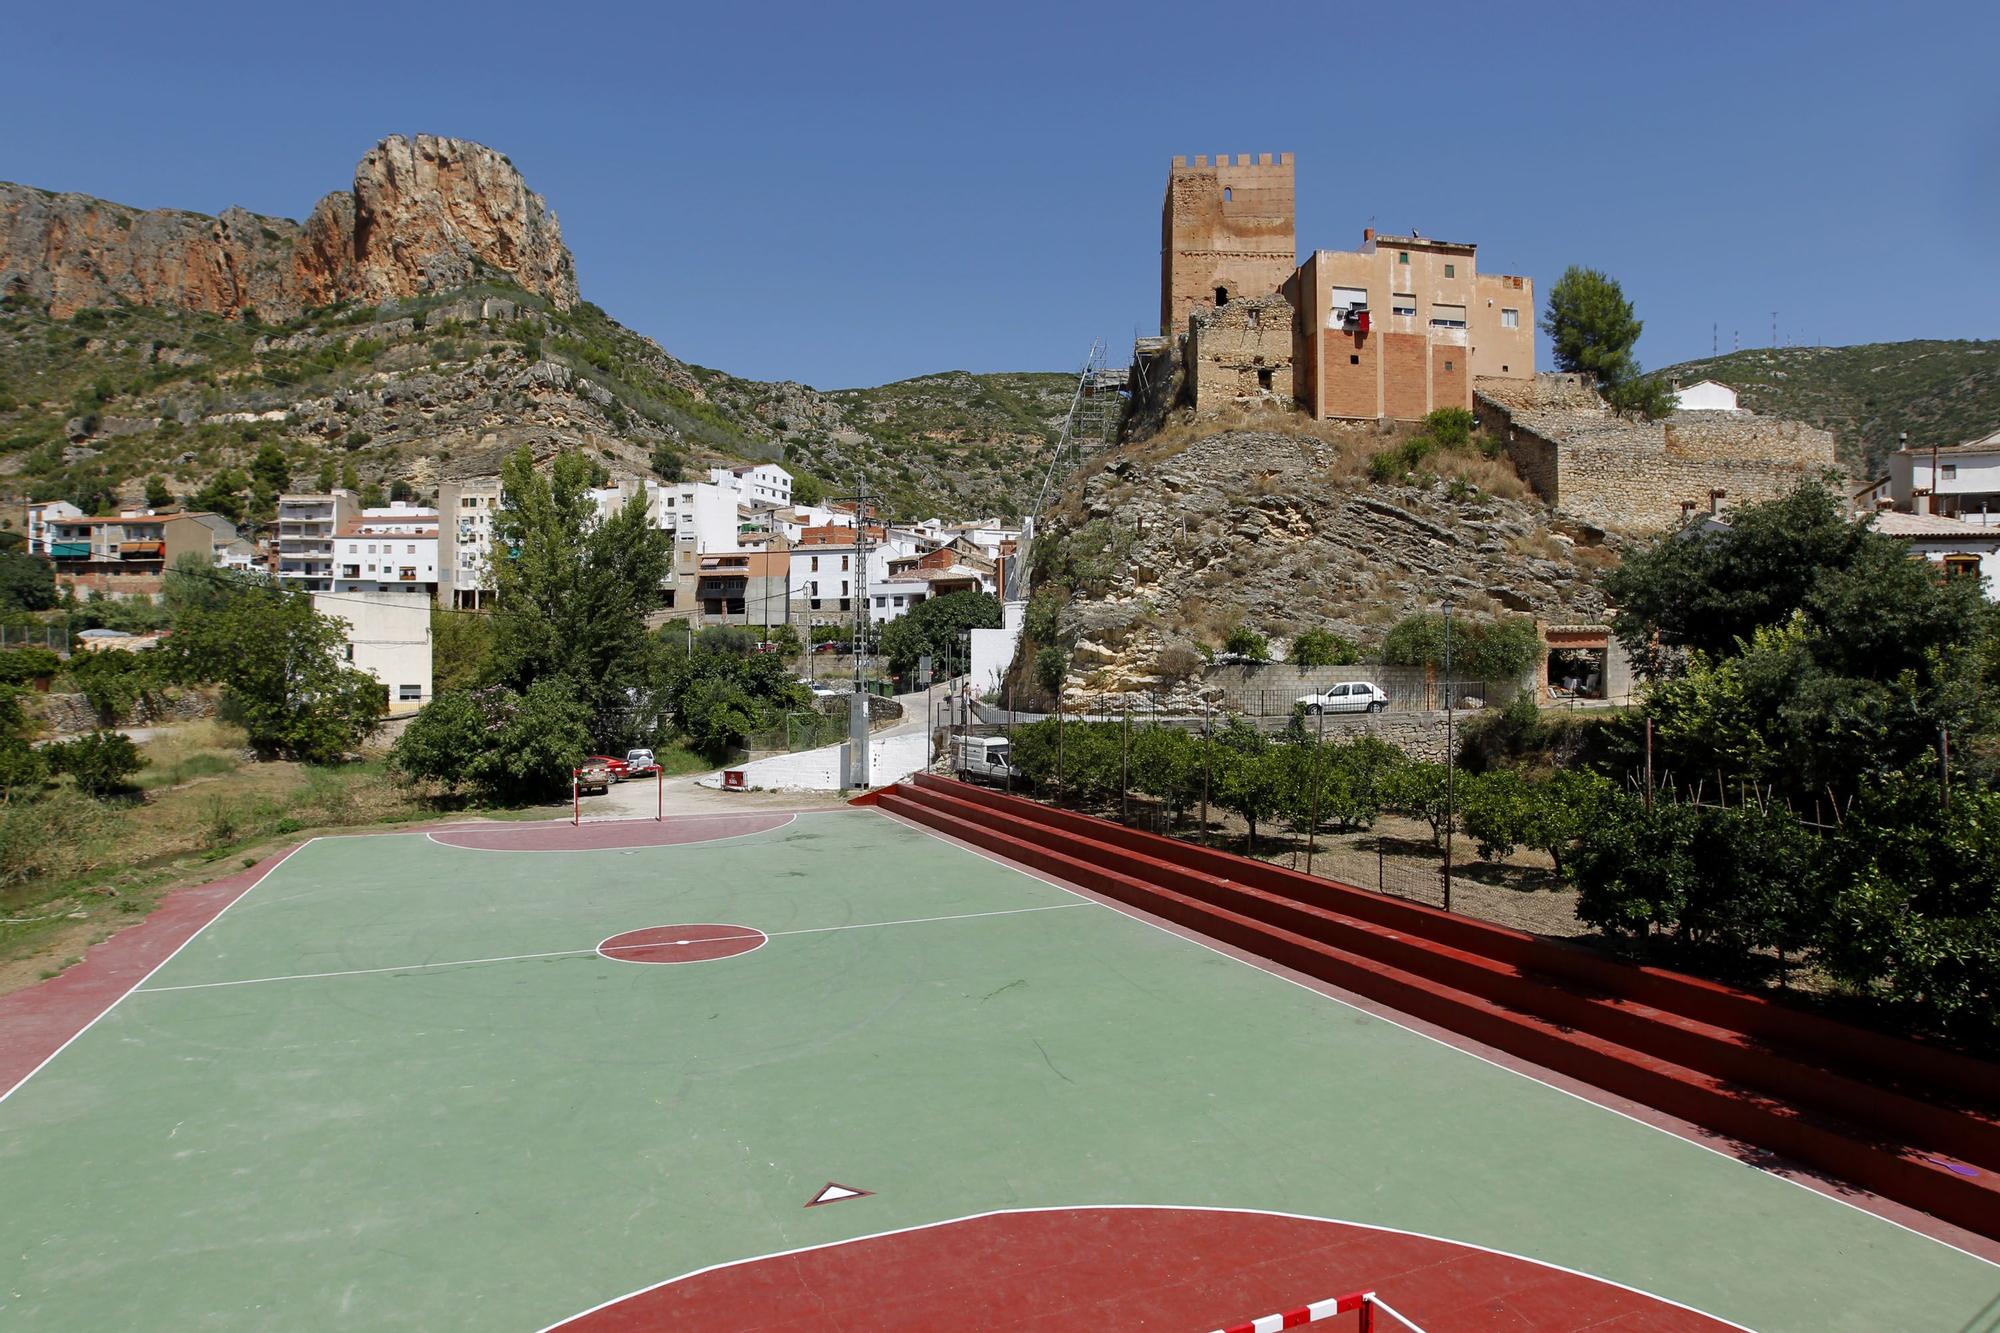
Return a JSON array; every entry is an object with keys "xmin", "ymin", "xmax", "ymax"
[
  {"xmin": 969, "ymin": 621, "xmax": 1021, "ymax": 699},
  {"xmin": 1672, "ymin": 380, "xmax": 1739, "ymax": 411},
  {"xmin": 313, "ymin": 590, "xmax": 434, "ymax": 716},
  {"xmin": 1889, "ymin": 448, "xmax": 2000, "ymax": 523}
]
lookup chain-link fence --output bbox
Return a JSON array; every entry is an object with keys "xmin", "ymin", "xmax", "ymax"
[{"xmin": 0, "ymin": 625, "xmax": 68, "ymax": 653}]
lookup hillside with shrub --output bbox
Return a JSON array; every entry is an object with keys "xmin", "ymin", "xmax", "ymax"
[{"xmin": 1653, "ymin": 339, "xmax": 2000, "ymax": 477}]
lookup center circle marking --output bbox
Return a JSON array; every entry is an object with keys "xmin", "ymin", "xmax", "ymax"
[{"xmin": 598, "ymin": 923, "xmax": 768, "ymax": 965}]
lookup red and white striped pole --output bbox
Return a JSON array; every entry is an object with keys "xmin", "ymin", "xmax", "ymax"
[
  {"xmin": 1213, "ymin": 1290, "xmax": 1377, "ymax": 1333},
  {"xmin": 571, "ymin": 769, "xmax": 579, "ymax": 827}
]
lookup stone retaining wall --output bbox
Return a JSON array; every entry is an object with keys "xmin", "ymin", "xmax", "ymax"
[{"xmin": 26, "ymin": 687, "xmax": 219, "ymax": 738}]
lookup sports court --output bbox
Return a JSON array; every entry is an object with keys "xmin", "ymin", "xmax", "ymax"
[{"xmin": 1, "ymin": 806, "xmax": 1996, "ymax": 1330}]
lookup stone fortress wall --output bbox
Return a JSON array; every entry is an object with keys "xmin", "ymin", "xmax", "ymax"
[{"xmin": 1475, "ymin": 374, "xmax": 1838, "ymax": 531}]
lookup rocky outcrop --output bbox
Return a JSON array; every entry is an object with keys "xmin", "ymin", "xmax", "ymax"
[
  {"xmin": 1037, "ymin": 429, "xmax": 1611, "ymax": 699},
  {"xmin": 0, "ymin": 135, "xmax": 576, "ymax": 321}
]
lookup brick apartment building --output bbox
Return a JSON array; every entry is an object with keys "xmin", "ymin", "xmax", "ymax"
[{"xmin": 1157, "ymin": 153, "xmax": 1535, "ymax": 421}]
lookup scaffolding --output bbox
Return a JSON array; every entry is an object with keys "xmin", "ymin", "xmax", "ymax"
[{"xmin": 1021, "ymin": 342, "xmax": 1130, "ymax": 575}]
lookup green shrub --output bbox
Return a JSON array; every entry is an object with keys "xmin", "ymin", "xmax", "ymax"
[
  {"xmin": 0, "ymin": 738, "xmax": 50, "ymax": 801},
  {"xmin": 0, "ymin": 647, "xmax": 61, "ymax": 684},
  {"xmin": 1289, "ymin": 629, "xmax": 1358, "ymax": 668},
  {"xmin": 43, "ymin": 729, "xmax": 147, "ymax": 796},
  {"xmin": 1222, "ymin": 624, "xmax": 1270, "ymax": 661}
]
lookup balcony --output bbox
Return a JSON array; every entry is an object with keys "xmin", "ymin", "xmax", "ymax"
[{"xmin": 50, "ymin": 542, "xmax": 93, "ymax": 560}]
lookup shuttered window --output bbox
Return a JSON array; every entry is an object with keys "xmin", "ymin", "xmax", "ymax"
[{"xmin": 1430, "ymin": 304, "xmax": 1467, "ymax": 328}]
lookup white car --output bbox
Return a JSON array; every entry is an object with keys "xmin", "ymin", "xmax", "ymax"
[{"xmin": 1297, "ymin": 682, "xmax": 1388, "ymax": 714}]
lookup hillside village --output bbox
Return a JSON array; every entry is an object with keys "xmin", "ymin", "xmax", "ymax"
[{"xmin": 7, "ymin": 146, "xmax": 1997, "ymax": 725}]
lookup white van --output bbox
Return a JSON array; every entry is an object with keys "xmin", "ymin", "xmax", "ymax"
[{"xmin": 951, "ymin": 735, "xmax": 1022, "ymax": 785}]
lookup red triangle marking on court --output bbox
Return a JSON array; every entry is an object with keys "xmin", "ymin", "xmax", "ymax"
[{"xmin": 805, "ymin": 1181, "xmax": 872, "ymax": 1208}]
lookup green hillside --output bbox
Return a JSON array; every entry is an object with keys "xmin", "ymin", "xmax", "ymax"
[
  {"xmin": 1654, "ymin": 340, "xmax": 2000, "ymax": 477},
  {"xmin": 0, "ymin": 286, "xmax": 1074, "ymax": 530}
]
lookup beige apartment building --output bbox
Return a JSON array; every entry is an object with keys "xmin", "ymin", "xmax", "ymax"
[{"xmin": 1290, "ymin": 230, "xmax": 1534, "ymax": 420}]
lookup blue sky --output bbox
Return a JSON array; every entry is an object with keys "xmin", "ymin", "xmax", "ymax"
[{"xmin": 7, "ymin": 0, "xmax": 1994, "ymax": 388}]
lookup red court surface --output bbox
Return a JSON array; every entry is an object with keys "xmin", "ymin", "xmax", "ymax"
[
  {"xmin": 426, "ymin": 811, "xmax": 797, "ymax": 851},
  {"xmin": 597, "ymin": 923, "xmax": 769, "ymax": 964},
  {"xmin": 550, "ymin": 1207, "xmax": 1740, "ymax": 1331}
]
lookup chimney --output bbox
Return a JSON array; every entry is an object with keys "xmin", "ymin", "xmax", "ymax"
[
  {"xmin": 1362, "ymin": 227, "xmax": 1374, "ymax": 244},
  {"xmin": 1916, "ymin": 487, "xmax": 1933, "ymax": 516},
  {"xmin": 1680, "ymin": 500, "xmax": 1697, "ymax": 517},
  {"xmin": 1708, "ymin": 488, "xmax": 1726, "ymax": 516}
]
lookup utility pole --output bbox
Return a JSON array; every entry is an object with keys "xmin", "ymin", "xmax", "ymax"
[
  {"xmin": 1448, "ymin": 592, "xmax": 1464, "ymax": 912},
  {"xmin": 1305, "ymin": 692, "xmax": 1328, "ymax": 876}
]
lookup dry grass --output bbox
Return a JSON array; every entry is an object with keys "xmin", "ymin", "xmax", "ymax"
[
  {"xmin": 0, "ymin": 720, "xmax": 428, "ymax": 994},
  {"xmin": 1571, "ymin": 542, "xmax": 1622, "ymax": 575},
  {"xmin": 1439, "ymin": 451, "xmax": 1532, "ymax": 502}
]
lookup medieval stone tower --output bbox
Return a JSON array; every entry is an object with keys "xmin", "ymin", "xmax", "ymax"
[{"xmin": 1159, "ymin": 153, "xmax": 1297, "ymax": 335}]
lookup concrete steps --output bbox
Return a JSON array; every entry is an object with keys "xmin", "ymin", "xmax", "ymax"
[{"xmin": 873, "ymin": 776, "xmax": 2000, "ymax": 1240}]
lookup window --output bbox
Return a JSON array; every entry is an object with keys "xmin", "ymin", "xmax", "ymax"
[
  {"xmin": 1257, "ymin": 367, "xmax": 1274, "ymax": 390},
  {"xmin": 841, "ymin": 555, "xmax": 850, "ymax": 571},
  {"xmin": 1443, "ymin": 263, "xmax": 1456, "ymax": 278},
  {"xmin": 1247, "ymin": 306, "xmax": 1261, "ymax": 330},
  {"xmin": 810, "ymin": 555, "xmax": 819, "ymax": 571},
  {"xmin": 367, "ymin": 544, "xmax": 377, "ymax": 555},
  {"xmin": 342, "ymin": 645, "xmax": 354, "ymax": 661},
  {"xmin": 1430, "ymin": 304, "xmax": 1467, "ymax": 328},
  {"xmin": 1215, "ymin": 286, "xmax": 1229, "ymax": 305},
  {"xmin": 342, "ymin": 564, "xmax": 360, "ymax": 579},
  {"xmin": 1501, "ymin": 307, "xmax": 1520, "ymax": 329},
  {"xmin": 406, "ymin": 544, "xmax": 416, "ymax": 555},
  {"xmin": 1444, "ymin": 360, "xmax": 1455, "ymax": 372},
  {"xmin": 1223, "ymin": 186, "xmax": 1233, "ymax": 202},
  {"xmin": 1397, "ymin": 251, "xmax": 1409, "ymax": 264},
  {"xmin": 1392, "ymin": 294, "xmax": 1417, "ymax": 317},
  {"xmin": 1350, "ymin": 354, "xmax": 1360, "ymax": 365},
  {"xmin": 1942, "ymin": 464, "xmax": 1958, "ymax": 480},
  {"xmin": 399, "ymin": 684, "xmax": 422, "ymax": 701}
]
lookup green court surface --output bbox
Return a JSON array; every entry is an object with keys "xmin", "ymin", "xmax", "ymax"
[{"xmin": 0, "ymin": 809, "xmax": 1995, "ymax": 1329}]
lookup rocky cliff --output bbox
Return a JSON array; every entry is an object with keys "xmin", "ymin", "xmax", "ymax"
[
  {"xmin": 1025, "ymin": 424, "xmax": 1614, "ymax": 702},
  {"xmin": 0, "ymin": 135, "xmax": 575, "ymax": 322}
]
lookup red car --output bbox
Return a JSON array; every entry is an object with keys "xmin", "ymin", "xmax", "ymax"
[{"xmin": 585, "ymin": 754, "xmax": 631, "ymax": 782}]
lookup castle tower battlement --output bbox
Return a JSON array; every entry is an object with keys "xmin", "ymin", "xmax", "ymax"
[{"xmin": 1161, "ymin": 152, "xmax": 1297, "ymax": 334}]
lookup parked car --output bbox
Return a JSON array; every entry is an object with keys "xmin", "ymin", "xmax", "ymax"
[
  {"xmin": 585, "ymin": 754, "xmax": 632, "ymax": 782},
  {"xmin": 951, "ymin": 734, "xmax": 1022, "ymax": 785},
  {"xmin": 575, "ymin": 760, "xmax": 614, "ymax": 796},
  {"xmin": 1297, "ymin": 682, "xmax": 1388, "ymax": 714},
  {"xmin": 623, "ymin": 748, "xmax": 661, "ymax": 778}
]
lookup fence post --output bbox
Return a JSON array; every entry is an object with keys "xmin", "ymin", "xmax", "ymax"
[
  {"xmin": 1201, "ymin": 696, "xmax": 1212, "ymax": 844},
  {"xmin": 1377, "ymin": 842, "xmax": 1385, "ymax": 893},
  {"xmin": 1120, "ymin": 698, "xmax": 1130, "ymax": 826},
  {"xmin": 1056, "ymin": 694, "xmax": 1065, "ymax": 798}
]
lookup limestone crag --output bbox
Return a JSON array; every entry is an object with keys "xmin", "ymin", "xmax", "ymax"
[
  {"xmin": 1048, "ymin": 429, "xmax": 1609, "ymax": 700},
  {"xmin": 0, "ymin": 135, "xmax": 575, "ymax": 321}
]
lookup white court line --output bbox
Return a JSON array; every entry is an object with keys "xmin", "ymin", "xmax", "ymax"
[
  {"xmin": 875, "ymin": 806, "xmax": 2000, "ymax": 1272},
  {"xmin": 534, "ymin": 1203, "xmax": 1754, "ymax": 1333},
  {"xmin": 0, "ymin": 839, "xmax": 315, "ymax": 1107},
  {"xmin": 421, "ymin": 811, "xmax": 803, "ymax": 854},
  {"xmin": 130, "ymin": 902, "xmax": 1085, "ymax": 994}
]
